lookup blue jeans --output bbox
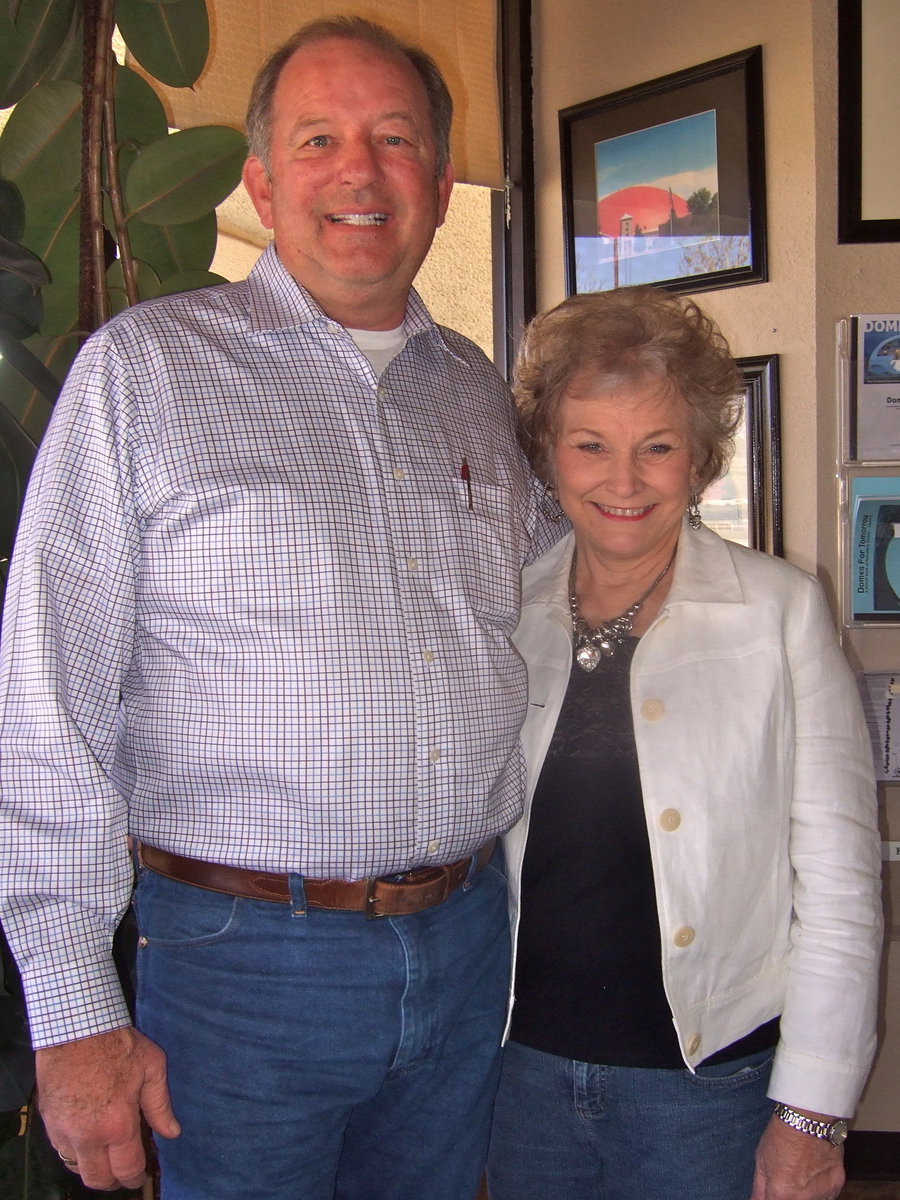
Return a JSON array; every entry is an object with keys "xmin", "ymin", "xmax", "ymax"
[
  {"xmin": 134, "ymin": 856, "xmax": 510, "ymax": 1200},
  {"xmin": 486, "ymin": 1040, "xmax": 775, "ymax": 1200}
]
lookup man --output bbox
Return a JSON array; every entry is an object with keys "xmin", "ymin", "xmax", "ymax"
[{"xmin": 0, "ymin": 17, "xmax": 558, "ymax": 1200}]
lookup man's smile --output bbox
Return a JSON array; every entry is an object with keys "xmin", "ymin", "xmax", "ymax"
[{"xmin": 328, "ymin": 212, "xmax": 388, "ymax": 224}]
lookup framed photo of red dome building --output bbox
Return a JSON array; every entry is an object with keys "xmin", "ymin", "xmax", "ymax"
[{"xmin": 560, "ymin": 46, "xmax": 767, "ymax": 296}]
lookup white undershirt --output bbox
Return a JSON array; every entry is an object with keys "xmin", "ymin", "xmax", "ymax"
[{"xmin": 347, "ymin": 324, "xmax": 407, "ymax": 376}]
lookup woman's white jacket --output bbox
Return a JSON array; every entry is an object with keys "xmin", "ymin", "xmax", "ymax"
[{"xmin": 505, "ymin": 521, "xmax": 882, "ymax": 1117}]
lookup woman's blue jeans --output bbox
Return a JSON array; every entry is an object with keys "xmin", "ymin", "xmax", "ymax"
[
  {"xmin": 134, "ymin": 856, "xmax": 510, "ymax": 1200},
  {"xmin": 486, "ymin": 1039, "xmax": 775, "ymax": 1200}
]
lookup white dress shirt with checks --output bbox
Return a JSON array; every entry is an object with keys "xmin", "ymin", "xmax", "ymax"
[{"xmin": 0, "ymin": 245, "xmax": 559, "ymax": 1046}]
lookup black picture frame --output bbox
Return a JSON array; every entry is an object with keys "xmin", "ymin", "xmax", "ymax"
[
  {"xmin": 744, "ymin": 354, "xmax": 782, "ymax": 556},
  {"xmin": 559, "ymin": 47, "xmax": 767, "ymax": 296},
  {"xmin": 837, "ymin": 0, "xmax": 900, "ymax": 243}
]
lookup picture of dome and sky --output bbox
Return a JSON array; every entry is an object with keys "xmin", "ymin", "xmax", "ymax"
[{"xmin": 574, "ymin": 109, "xmax": 752, "ymax": 292}]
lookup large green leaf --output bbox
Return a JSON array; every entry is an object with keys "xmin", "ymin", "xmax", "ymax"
[
  {"xmin": 125, "ymin": 126, "xmax": 245, "ymax": 226},
  {"xmin": 0, "ymin": 389, "xmax": 40, "ymax": 560},
  {"xmin": 0, "ymin": 329, "xmax": 57, "ymax": 412},
  {"xmin": 0, "ymin": 330, "xmax": 74, "ymax": 438},
  {"xmin": 40, "ymin": 5, "xmax": 83, "ymax": 83},
  {"xmin": 106, "ymin": 257, "xmax": 162, "ymax": 310},
  {"xmin": 126, "ymin": 210, "xmax": 218, "ymax": 278},
  {"xmin": 0, "ymin": 271, "xmax": 42, "ymax": 339},
  {"xmin": 20, "ymin": 188, "xmax": 80, "ymax": 280},
  {"xmin": 14, "ymin": 188, "xmax": 79, "ymax": 334},
  {"xmin": 0, "ymin": 179, "xmax": 25, "ymax": 242},
  {"xmin": 0, "ymin": 0, "xmax": 77, "ymax": 106},
  {"xmin": 156, "ymin": 269, "xmax": 226, "ymax": 295},
  {"xmin": 37, "ymin": 280, "xmax": 79, "ymax": 335},
  {"xmin": 108, "ymin": 67, "xmax": 171, "ymax": 222},
  {"xmin": 115, "ymin": 0, "xmax": 209, "ymax": 88},
  {"xmin": 0, "ymin": 235, "xmax": 48, "ymax": 288},
  {"xmin": 114, "ymin": 65, "xmax": 170, "ymax": 150},
  {"xmin": 0, "ymin": 79, "xmax": 81, "ymax": 198}
]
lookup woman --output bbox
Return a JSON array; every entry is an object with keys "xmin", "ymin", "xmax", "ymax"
[{"xmin": 487, "ymin": 288, "xmax": 882, "ymax": 1200}]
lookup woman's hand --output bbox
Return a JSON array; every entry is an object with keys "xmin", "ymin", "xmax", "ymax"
[{"xmin": 751, "ymin": 1113, "xmax": 844, "ymax": 1200}]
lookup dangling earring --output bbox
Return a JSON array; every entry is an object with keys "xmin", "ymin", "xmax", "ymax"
[
  {"xmin": 540, "ymin": 478, "xmax": 564, "ymax": 522},
  {"xmin": 687, "ymin": 491, "xmax": 702, "ymax": 530}
]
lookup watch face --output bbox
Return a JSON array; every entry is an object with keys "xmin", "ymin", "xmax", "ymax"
[{"xmin": 829, "ymin": 1120, "xmax": 849, "ymax": 1147}]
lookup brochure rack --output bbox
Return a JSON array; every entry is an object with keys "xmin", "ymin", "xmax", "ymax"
[{"xmin": 838, "ymin": 314, "xmax": 900, "ymax": 627}]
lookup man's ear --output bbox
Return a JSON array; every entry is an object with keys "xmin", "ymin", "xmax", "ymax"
[
  {"xmin": 242, "ymin": 157, "xmax": 275, "ymax": 230},
  {"xmin": 436, "ymin": 160, "xmax": 454, "ymax": 229}
]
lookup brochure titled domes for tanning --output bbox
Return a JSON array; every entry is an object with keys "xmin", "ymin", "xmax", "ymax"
[
  {"xmin": 850, "ymin": 476, "xmax": 900, "ymax": 620},
  {"xmin": 849, "ymin": 314, "xmax": 900, "ymax": 460}
]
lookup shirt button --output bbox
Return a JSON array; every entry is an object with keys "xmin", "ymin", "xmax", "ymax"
[
  {"xmin": 427, "ymin": 840, "xmax": 439, "ymax": 854},
  {"xmin": 421, "ymin": 649, "xmax": 434, "ymax": 664},
  {"xmin": 407, "ymin": 557, "xmax": 419, "ymax": 570},
  {"xmin": 659, "ymin": 808, "xmax": 681, "ymax": 831},
  {"xmin": 393, "ymin": 468, "xmax": 406, "ymax": 480},
  {"xmin": 429, "ymin": 748, "xmax": 442, "ymax": 763},
  {"xmin": 641, "ymin": 698, "xmax": 665, "ymax": 722},
  {"xmin": 673, "ymin": 926, "xmax": 695, "ymax": 948},
  {"xmin": 687, "ymin": 1034, "xmax": 702, "ymax": 1056}
]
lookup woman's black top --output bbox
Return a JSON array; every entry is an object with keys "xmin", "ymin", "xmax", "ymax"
[{"xmin": 509, "ymin": 637, "xmax": 779, "ymax": 1068}]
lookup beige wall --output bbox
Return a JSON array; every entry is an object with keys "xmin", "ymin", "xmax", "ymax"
[
  {"xmin": 532, "ymin": 0, "xmax": 900, "ymax": 1131},
  {"xmin": 533, "ymin": 0, "xmax": 824, "ymax": 567}
]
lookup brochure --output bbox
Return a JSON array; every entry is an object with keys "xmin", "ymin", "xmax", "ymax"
[
  {"xmin": 849, "ymin": 475, "xmax": 900, "ymax": 620},
  {"xmin": 849, "ymin": 314, "xmax": 900, "ymax": 460},
  {"xmin": 857, "ymin": 671, "xmax": 900, "ymax": 782}
]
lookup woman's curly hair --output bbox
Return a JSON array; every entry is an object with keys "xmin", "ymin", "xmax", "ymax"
[{"xmin": 514, "ymin": 286, "xmax": 743, "ymax": 494}]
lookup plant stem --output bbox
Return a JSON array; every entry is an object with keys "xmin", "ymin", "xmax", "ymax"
[
  {"xmin": 79, "ymin": 0, "xmax": 114, "ymax": 331},
  {"xmin": 105, "ymin": 52, "xmax": 140, "ymax": 307}
]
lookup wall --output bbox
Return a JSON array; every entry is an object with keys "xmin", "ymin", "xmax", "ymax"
[
  {"xmin": 532, "ymin": 0, "xmax": 900, "ymax": 1131},
  {"xmin": 533, "ymin": 0, "xmax": 823, "ymax": 568}
]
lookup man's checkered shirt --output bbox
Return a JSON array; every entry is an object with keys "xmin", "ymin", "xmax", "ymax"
[{"xmin": 0, "ymin": 245, "xmax": 558, "ymax": 1044}]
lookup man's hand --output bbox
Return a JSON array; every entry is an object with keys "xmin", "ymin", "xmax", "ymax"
[
  {"xmin": 751, "ymin": 1111, "xmax": 845, "ymax": 1200},
  {"xmin": 36, "ymin": 1026, "xmax": 181, "ymax": 1191}
]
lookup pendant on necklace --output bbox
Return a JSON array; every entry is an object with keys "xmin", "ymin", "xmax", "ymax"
[
  {"xmin": 569, "ymin": 544, "xmax": 677, "ymax": 672},
  {"xmin": 576, "ymin": 643, "xmax": 601, "ymax": 671}
]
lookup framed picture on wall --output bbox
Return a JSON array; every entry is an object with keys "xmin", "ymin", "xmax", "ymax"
[
  {"xmin": 703, "ymin": 355, "xmax": 782, "ymax": 556},
  {"xmin": 560, "ymin": 46, "xmax": 767, "ymax": 296},
  {"xmin": 838, "ymin": 0, "xmax": 900, "ymax": 243}
]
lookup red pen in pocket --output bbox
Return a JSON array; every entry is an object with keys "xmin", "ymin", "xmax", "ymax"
[{"xmin": 460, "ymin": 457, "xmax": 473, "ymax": 511}]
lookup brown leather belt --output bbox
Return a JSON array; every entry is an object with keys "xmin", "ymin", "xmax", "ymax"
[{"xmin": 138, "ymin": 839, "xmax": 496, "ymax": 919}]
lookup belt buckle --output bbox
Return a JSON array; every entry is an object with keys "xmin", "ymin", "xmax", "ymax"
[{"xmin": 364, "ymin": 876, "xmax": 387, "ymax": 920}]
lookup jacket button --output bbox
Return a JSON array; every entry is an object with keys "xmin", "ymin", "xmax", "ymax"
[
  {"xmin": 687, "ymin": 1034, "xmax": 702, "ymax": 1056},
  {"xmin": 673, "ymin": 926, "xmax": 695, "ymax": 947},
  {"xmin": 659, "ymin": 808, "xmax": 681, "ymax": 831},
  {"xmin": 641, "ymin": 698, "xmax": 665, "ymax": 722}
]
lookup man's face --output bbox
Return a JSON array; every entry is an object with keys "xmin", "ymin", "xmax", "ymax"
[{"xmin": 243, "ymin": 37, "xmax": 454, "ymax": 330}]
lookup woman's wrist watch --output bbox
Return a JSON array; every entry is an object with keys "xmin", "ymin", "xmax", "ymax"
[{"xmin": 773, "ymin": 1102, "xmax": 849, "ymax": 1147}]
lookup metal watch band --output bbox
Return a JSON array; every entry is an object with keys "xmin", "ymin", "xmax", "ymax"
[{"xmin": 773, "ymin": 1102, "xmax": 849, "ymax": 1147}]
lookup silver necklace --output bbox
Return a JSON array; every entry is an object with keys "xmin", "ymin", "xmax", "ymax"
[{"xmin": 569, "ymin": 549, "xmax": 675, "ymax": 671}]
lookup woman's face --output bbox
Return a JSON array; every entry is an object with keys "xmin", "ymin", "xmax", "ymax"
[{"xmin": 553, "ymin": 379, "xmax": 699, "ymax": 569}]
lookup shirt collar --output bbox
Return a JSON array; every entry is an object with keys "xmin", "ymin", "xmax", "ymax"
[
  {"xmin": 522, "ymin": 519, "xmax": 746, "ymax": 621},
  {"xmin": 245, "ymin": 244, "xmax": 446, "ymax": 350}
]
